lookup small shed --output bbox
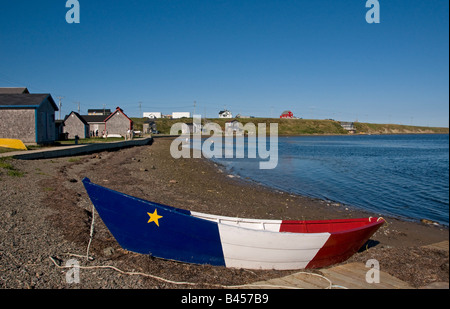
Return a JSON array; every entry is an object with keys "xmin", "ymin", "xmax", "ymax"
[
  {"xmin": 225, "ymin": 120, "xmax": 243, "ymax": 135},
  {"xmin": 143, "ymin": 119, "xmax": 157, "ymax": 134},
  {"xmin": 182, "ymin": 122, "xmax": 202, "ymax": 134},
  {"xmin": 81, "ymin": 114, "xmax": 109, "ymax": 137},
  {"xmin": 104, "ymin": 107, "xmax": 133, "ymax": 137},
  {"xmin": 0, "ymin": 93, "xmax": 59, "ymax": 144},
  {"xmin": 63, "ymin": 111, "xmax": 89, "ymax": 139}
]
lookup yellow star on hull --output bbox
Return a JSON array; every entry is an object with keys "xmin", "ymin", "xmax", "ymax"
[{"xmin": 147, "ymin": 209, "xmax": 163, "ymax": 226}]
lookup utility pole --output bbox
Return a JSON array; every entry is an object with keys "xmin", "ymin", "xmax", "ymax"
[
  {"xmin": 56, "ymin": 96, "xmax": 64, "ymax": 120},
  {"xmin": 76, "ymin": 102, "xmax": 80, "ymax": 114},
  {"xmin": 193, "ymin": 100, "xmax": 196, "ymax": 117},
  {"xmin": 139, "ymin": 102, "xmax": 142, "ymax": 117}
]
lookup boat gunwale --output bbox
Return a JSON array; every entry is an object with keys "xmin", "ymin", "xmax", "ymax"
[{"xmin": 82, "ymin": 177, "xmax": 385, "ymax": 236}]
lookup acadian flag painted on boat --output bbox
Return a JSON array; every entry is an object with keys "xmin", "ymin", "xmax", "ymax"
[{"xmin": 82, "ymin": 178, "xmax": 384, "ymax": 270}]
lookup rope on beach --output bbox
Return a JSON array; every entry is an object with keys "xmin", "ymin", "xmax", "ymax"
[
  {"xmin": 49, "ymin": 256, "xmax": 199, "ymax": 287},
  {"xmin": 369, "ymin": 216, "xmax": 387, "ymax": 223},
  {"xmin": 85, "ymin": 203, "xmax": 95, "ymax": 261},
  {"xmin": 48, "ymin": 256, "xmax": 345, "ymax": 289}
]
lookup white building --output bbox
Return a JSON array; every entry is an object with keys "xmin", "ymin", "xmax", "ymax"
[
  {"xmin": 219, "ymin": 110, "xmax": 232, "ymax": 118},
  {"xmin": 225, "ymin": 120, "xmax": 244, "ymax": 135},
  {"xmin": 172, "ymin": 112, "xmax": 191, "ymax": 119},
  {"xmin": 181, "ymin": 122, "xmax": 202, "ymax": 134},
  {"xmin": 143, "ymin": 112, "xmax": 162, "ymax": 119}
]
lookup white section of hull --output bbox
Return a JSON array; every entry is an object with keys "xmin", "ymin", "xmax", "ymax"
[{"xmin": 217, "ymin": 223, "xmax": 331, "ymax": 270}]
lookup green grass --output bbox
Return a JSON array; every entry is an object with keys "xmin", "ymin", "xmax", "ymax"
[
  {"xmin": 0, "ymin": 157, "xmax": 25, "ymax": 177},
  {"xmin": 7, "ymin": 170, "xmax": 25, "ymax": 177},
  {"xmin": 58, "ymin": 137, "xmax": 126, "ymax": 145},
  {"xmin": 353, "ymin": 122, "xmax": 449, "ymax": 134},
  {"xmin": 0, "ymin": 147, "xmax": 24, "ymax": 154},
  {"xmin": 0, "ymin": 157, "xmax": 14, "ymax": 170},
  {"xmin": 130, "ymin": 117, "xmax": 449, "ymax": 135}
]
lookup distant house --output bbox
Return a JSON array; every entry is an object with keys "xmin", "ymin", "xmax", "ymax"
[
  {"xmin": 235, "ymin": 114, "xmax": 251, "ymax": 119},
  {"xmin": 340, "ymin": 122, "xmax": 356, "ymax": 133},
  {"xmin": 143, "ymin": 112, "xmax": 162, "ymax": 119},
  {"xmin": 225, "ymin": 120, "xmax": 243, "ymax": 135},
  {"xmin": 219, "ymin": 110, "xmax": 232, "ymax": 118},
  {"xmin": 104, "ymin": 107, "xmax": 133, "ymax": 137},
  {"xmin": 172, "ymin": 112, "xmax": 191, "ymax": 119},
  {"xmin": 63, "ymin": 111, "xmax": 89, "ymax": 139},
  {"xmin": 280, "ymin": 110, "xmax": 294, "ymax": 119},
  {"xmin": 182, "ymin": 122, "xmax": 202, "ymax": 134},
  {"xmin": 143, "ymin": 119, "xmax": 157, "ymax": 134},
  {"xmin": 0, "ymin": 93, "xmax": 59, "ymax": 144},
  {"xmin": 81, "ymin": 114, "xmax": 109, "ymax": 136},
  {"xmin": 88, "ymin": 109, "xmax": 111, "ymax": 116}
]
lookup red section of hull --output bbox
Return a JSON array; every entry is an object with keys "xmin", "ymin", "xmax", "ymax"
[{"xmin": 280, "ymin": 218, "xmax": 385, "ymax": 269}]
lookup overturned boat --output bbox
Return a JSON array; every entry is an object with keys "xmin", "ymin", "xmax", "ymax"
[{"xmin": 82, "ymin": 178, "xmax": 384, "ymax": 270}]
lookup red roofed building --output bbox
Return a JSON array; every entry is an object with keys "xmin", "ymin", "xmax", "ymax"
[
  {"xmin": 280, "ymin": 110, "xmax": 294, "ymax": 118},
  {"xmin": 104, "ymin": 107, "xmax": 133, "ymax": 137}
]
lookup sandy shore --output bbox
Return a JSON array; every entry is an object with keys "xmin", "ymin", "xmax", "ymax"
[{"xmin": 0, "ymin": 137, "xmax": 448, "ymax": 289}]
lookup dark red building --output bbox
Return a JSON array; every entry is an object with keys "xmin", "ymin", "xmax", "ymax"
[{"xmin": 280, "ymin": 110, "xmax": 294, "ymax": 118}]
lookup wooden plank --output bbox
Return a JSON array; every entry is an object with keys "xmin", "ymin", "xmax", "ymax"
[
  {"xmin": 248, "ymin": 275, "xmax": 322, "ymax": 289},
  {"xmin": 321, "ymin": 267, "xmax": 370, "ymax": 289},
  {"xmin": 323, "ymin": 263, "xmax": 390, "ymax": 289},
  {"xmin": 250, "ymin": 278, "xmax": 296, "ymax": 289},
  {"xmin": 290, "ymin": 272, "xmax": 331, "ymax": 289},
  {"xmin": 283, "ymin": 274, "xmax": 328, "ymax": 289},
  {"xmin": 242, "ymin": 262, "xmax": 413, "ymax": 289},
  {"xmin": 423, "ymin": 240, "xmax": 449, "ymax": 252},
  {"xmin": 318, "ymin": 270, "xmax": 364, "ymax": 289},
  {"xmin": 322, "ymin": 262, "xmax": 412, "ymax": 289}
]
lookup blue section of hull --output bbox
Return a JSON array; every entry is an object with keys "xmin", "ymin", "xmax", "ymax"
[{"xmin": 82, "ymin": 178, "xmax": 226, "ymax": 266}]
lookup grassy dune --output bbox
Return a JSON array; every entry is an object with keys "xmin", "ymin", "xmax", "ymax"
[{"xmin": 131, "ymin": 117, "xmax": 449, "ymax": 135}]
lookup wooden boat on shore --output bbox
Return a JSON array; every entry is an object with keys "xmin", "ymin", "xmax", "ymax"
[
  {"xmin": 0, "ymin": 138, "xmax": 27, "ymax": 150},
  {"xmin": 82, "ymin": 178, "xmax": 384, "ymax": 270}
]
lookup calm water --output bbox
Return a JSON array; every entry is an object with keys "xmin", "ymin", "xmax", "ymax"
[{"xmin": 207, "ymin": 134, "xmax": 449, "ymax": 226}]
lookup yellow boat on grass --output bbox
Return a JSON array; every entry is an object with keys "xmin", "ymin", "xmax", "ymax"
[{"xmin": 0, "ymin": 138, "xmax": 28, "ymax": 150}]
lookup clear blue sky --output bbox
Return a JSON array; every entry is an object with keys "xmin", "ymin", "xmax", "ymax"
[{"xmin": 0, "ymin": 0, "xmax": 448, "ymax": 127}]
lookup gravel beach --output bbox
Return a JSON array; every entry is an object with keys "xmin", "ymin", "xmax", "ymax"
[{"xmin": 0, "ymin": 137, "xmax": 448, "ymax": 289}]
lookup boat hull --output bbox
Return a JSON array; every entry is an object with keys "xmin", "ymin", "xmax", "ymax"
[
  {"xmin": 0, "ymin": 138, "xmax": 27, "ymax": 150},
  {"xmin": 82, "ymin": 178, "xmax": 384, "ymax": 270}
]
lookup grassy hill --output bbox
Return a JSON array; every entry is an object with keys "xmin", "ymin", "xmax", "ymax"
[
  {"xmin": 353, "ymin": 122, "xmax": 449, "ymax": 134},
  {"xmin": 131, "ymin": 117, "xmax": 449, "ymax": 135}
]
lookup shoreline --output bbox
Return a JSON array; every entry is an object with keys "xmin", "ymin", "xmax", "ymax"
[
  {"xmin": 1, "ymin": 137, "xmax": 448, "ymax": 288},
  {"xmin": 214, "ymin": 160, "xmax": 448, "ymax": 228},
  {"xmin": 189, "ymin": 133, "xmax": 448, "ymax": 227}
]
